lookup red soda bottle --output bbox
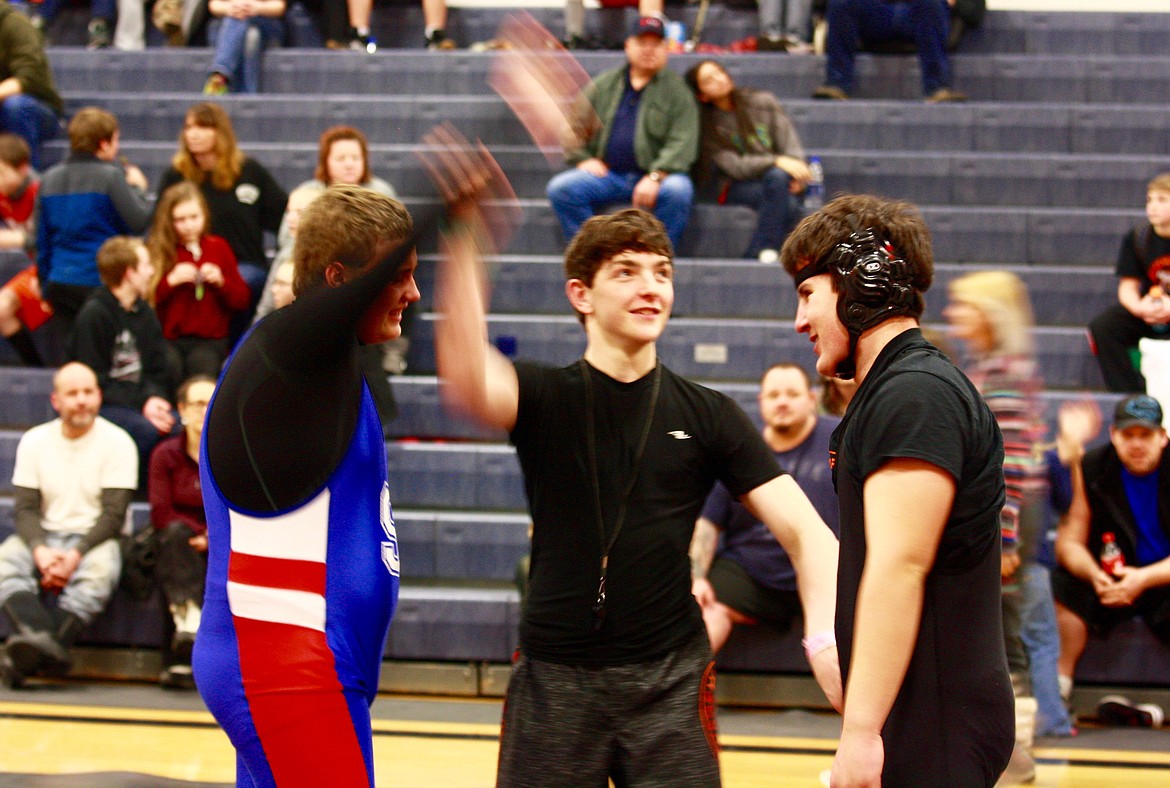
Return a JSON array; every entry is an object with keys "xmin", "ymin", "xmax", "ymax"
[{"xmin": 1100, "ymin": 532, "xmax": 1126, "ymax": 578}]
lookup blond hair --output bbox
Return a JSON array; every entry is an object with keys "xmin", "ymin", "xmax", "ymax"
[{"xmin": 948, "ymin": 270, "xmax": 1035, "ymax": 357}]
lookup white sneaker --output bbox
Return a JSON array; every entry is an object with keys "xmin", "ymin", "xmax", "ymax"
[{"xmin": 758, "ymin": 249, "xmax": 780, "ymax": 264}]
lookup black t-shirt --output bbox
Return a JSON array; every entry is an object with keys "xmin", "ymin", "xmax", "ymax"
[
  {"xmin": 1116, "ymin": 224, "xmax": 1170, "ymax": 294},
  {"xmin": 158, "ymin": 158, "xmax": 287, "ymax": 267},
  {"xmin": 831, "ymin": 328, "xmax": 1014, "ymax": 784},
  {"xmin": 511, "ymin": 360, "xmax": 783, "ymax": 666}
]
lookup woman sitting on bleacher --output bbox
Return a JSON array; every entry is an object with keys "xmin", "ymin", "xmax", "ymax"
[
  {"xmin": 203, "ymin": 0, "xmax": 287, "ymax": 95},
  {"xmin": 148, "ymin": 373, "xmax": 216, "ymax": 688},
  {"xmin": 684, "ymin": 59, "xmax": 811, "ymax": 264}
]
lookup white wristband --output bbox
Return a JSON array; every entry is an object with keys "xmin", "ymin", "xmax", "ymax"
[{"xmin": 802, "ymin": 630, "xmax": 836, "ymax": 661}]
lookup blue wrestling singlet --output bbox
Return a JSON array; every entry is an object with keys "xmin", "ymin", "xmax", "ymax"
[{"xmin": 193, "ymin": 382, "xmax": 400, "ymax": 788}]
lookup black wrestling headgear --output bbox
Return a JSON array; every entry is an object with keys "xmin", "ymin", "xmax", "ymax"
[{"xmin": 793, "ymin": 221, "xmax": 918, "ymax": 379}]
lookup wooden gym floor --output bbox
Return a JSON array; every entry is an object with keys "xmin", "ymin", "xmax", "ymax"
[{"xmin": 2, "ymin": 679, "xmax": 1170, "ymax": 787}]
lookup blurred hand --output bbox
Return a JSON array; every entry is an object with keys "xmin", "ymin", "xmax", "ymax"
[
  {"xmin": 124, "ymin": 163, "xmax": 148, "ymax": 191},
  {"xmin": 691, "ymin": 576, "xmax": 716, "ymax": 608},
  {"xmin": 810, "ymin": 645, "xmax": 844, "ymax": 713},
  {"xmin": 1057, "ymin": 400, "xmax": 1101, "ymax": 464},
  {"xmin": 832, "ymin": 727, "xmax": 884, "ymax": 787},
  {"xmin": 168, "ymin": 262, "xmax": 200, "ymax": 287},
  {"xmin": 632, "ymin": 175, "xmax": 660, "ymax": 210},
  {"xmin": 1001, "ymin": 550, "xmax": 1021, "ymax": 579},
  {"xmin": 417, "ymin": 123, "xmax": 521, "ymax": 256},
  {"xmin": 199, "ymin": 262, "xmax": 225, "ymax": 287},
  {"xmin": 775, "ymin": 155, "xmax": 812, "ymax": 191},
  {"xmin": 143, "ymin": 396, "xmax": 176, "ymax": 434},
  {"xmin": 577, "ymin": 158, "xmax": 608, "ymax": 178},
  {"xmin": 189, "ymin": 533, "xmax": 209, "ymax": 552},
  {"xmin": 488, "ymin": 12, "xmax": 596, "ymax": 164},
  {"xmin": 1100, "ymin": 565, "xmax": 1147, "ymax": 607}
]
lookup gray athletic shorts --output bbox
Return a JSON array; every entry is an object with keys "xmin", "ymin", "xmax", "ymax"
[{"xmin": 496, "ymin": 628, "xmax": 720, "ymax": 787}]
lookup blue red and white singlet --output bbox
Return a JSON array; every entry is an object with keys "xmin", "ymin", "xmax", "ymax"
[{"xmin": 193, "ymin": 382, "xmax": 400, "ymax": 788}]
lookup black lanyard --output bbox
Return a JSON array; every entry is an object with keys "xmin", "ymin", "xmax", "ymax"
[{"xmin": 581, "ymin": 359, "xmax": 662, "ymax": 632}]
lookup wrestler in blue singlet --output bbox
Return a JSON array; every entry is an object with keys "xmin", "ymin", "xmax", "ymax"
[{"xmin": 192, "ymin": 190, "xmax": 420, "ymax": 787}]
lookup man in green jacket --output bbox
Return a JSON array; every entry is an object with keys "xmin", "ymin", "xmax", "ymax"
[
  {"xmin": 0, "ymin": 0, "xmax": 63, "ymax": 171},
  {"xmin": 546, "ymin": 15, "xmax": 698, "ymax": 250}
]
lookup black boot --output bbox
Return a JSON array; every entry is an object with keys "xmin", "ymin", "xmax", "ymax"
[
  {"xmin": 2, "ymin": 592, "xmax": 71, "ymax": 678},
  {"xmin": 40, "ymin": 608, "xmax": 84, "ymax": 677},
  {"xmin": 5, "ymin": 327, "xmax": 43, "ymax": 366}
]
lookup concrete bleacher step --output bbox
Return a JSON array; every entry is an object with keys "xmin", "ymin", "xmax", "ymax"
[
  {"xmin": 394, "ymin": 198, "xmax": 1139, "ymax": 264},
  {"xmin": 413, "ymin": 256, "xmax": 1115, "ymax": 326},
  {"xmin": 48, "ymin": 46, "xmax": 1170, "ymax": 104},
  {"xmin": 403, "ymin": 313, "xmax": 1104, "ymax": 389},
  {"xmin": 50, "ymin": 137, "xmax": 1165, "ymax": 214},
  {"xmin": 61, "ymin": 92, "xmax": 1170, "ymax": 158}
]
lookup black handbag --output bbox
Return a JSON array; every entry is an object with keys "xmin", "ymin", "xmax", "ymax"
[{"xmin": 119, "ymin": 527, "xmax": 158, "ymax": 601}]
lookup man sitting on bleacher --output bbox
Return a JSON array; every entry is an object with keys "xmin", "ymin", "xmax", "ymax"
[
  {"xmin": 1054, "ymin": 394, "xmax": 1170, "ymax": 725},
  {"xmin": 0, "ymin": 361, "xmax": 137, "ymax": 689},
  {"xmin": 546, "ymin": 15, "xmax": 698, "ymax": 251}
]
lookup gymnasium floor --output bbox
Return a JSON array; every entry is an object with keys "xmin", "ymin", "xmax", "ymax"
[{"xmin": 2, "ymin": 678, "xmax": 1170, "ymax": 787}]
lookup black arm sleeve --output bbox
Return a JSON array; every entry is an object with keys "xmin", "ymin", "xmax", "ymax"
[
  {"xmin": 206, "ymin": 215, "xmax": 434, "ymax": 513},
  {"xmin": 13, "ymin": 486, "xmax": 46, "ymax": 550},
  {"xmin": 77, "ymin": 488, "xmax": 134, "ymax": 554}
]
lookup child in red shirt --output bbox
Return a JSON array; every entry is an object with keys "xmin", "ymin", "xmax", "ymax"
[
  {"xmin": 0, "ymin": 134, "xmax": 48, "ymax": 366},
  {"xmin": 148, "ymin": 181, "xmax": 251, "ymax": 380}
]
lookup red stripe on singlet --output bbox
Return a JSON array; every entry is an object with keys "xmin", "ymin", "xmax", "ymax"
[
  {"xmin": 233, "ymin": 616, "xmax": 371, "ymax": 786},
  {"xmin": 228, "ymin": 552, "xmax": 328, "ymax": 596}
]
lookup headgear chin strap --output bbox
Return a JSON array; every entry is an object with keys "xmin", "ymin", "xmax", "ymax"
[{"xmin": 793, "ymin": 224, "xmax": 917, "ymax": 380}]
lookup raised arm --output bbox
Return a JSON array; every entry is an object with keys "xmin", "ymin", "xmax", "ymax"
[
  {"xmin": 419, "ymin": 126, "xmax": 522, "ymax": 431},
  {"xmin": 831, "ymin": 458, "xmax": 953, "ymax": 787},
  {"xmin": 741, "ymin": 474, "xmax": 841, "ymax": 710}
]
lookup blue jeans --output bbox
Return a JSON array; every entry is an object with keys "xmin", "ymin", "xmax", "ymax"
[
  {"xmin": 0, "ymin": 94, "xmax": 60, "ymax": 171},
  {"xmin": 723, "ymin": 167, "xmax": 803, "ymax": 258},
  {"xmin": 1020, "ymin": 563, "xmax": 1074, "ymax": 736},
  {"xmin": 757, "ymin": 0, "xmax": 813, "ymax": 41},
  {"xmin": 824, "ymin": 0, "xmax": 952, "ymax": 96},
  {"xmin": 547, "ymin": 168, "xmax": 694, "ymax": 251},
  {"xmin": 208, "ymin": 16, "xmax": 285, "ymax": 94}
]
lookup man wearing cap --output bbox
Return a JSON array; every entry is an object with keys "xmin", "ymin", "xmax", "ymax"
[
  {"xmin": 1053, "ymin": 394, "xmax": 1170, "ymax": 715},
  {"xmin": 782, "ymin": 193, "xmax": 1014, "ymax": 785},
  {"xmin": 546, "ymin": 15, "xmax": 698, "ymax": 251}
]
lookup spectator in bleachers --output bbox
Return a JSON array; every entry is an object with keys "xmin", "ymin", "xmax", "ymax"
[
  {"xmin": 36, "ymin": 107, "xmax": 152, "ymax": 356},
  {"xmin": 1089, "ymin": 172, "xmax": 1170, "ymax": 394},
  {"xmin": 0, "ymin": 1, "xmax": 63, "ymax": 170},
  {"xmin": 546, "ymin": 15, "xmax": 698, "ymax": 251},
  {"xmin": 0, "ymin": 361, "xmax": 137, "ymax": 689},
  {"xmin": 147, "ymin": 182, "xmax": 251, "ymax": 381},
  {"xmin": 690, "ymin": 362, "xmax": 840, "ymax": 654},
  {"xmin": 26, "ymin": 0, "xmax": 115, "ymax": 48},
  {"xmin": 0, "ymin": 133, "xmax": 47, "ymax": 366},
  {"xmin": 267, "ymin": 258, "xmax": 294, "ymax": 310},
  {"xmin": 148, "ymin": 373, "xmax": 215, "ymax": 689},
  {"xmin": 945, "ymin": 270, "xmax": 1051, "ymax": 777},
  {"xmin": 69, "ymin": 236, "xmax": 176, "ymax": 489},
  {"xmin": 255, "ymin": 184, "xmax": 316, "ymax": 323},
  {"xmin": 817, "ymin": 373, "xmax": 856, "ymax": 416},
  {"xmin": 276, "ymin": 125, "xmax": 397, "ymax": 251},
  {"xmin": 561, "ymin": 0, "xmax": 664, "ymax": 50},
  {"xmin": 320, "ymin": 0, "xmax": 377, "ymax": 51},
  {"xmin": 1053, "ymin": 394, "xmax": 1170, "ymax": 726},
  {"xmin": 758, "ymin": 0, "xmax": 814, "ymax": 52},
  {"xmin": 685, "ymin": 59, "xmax": 811, "ymax": 263},
  {"xmin": 812, "ymin": 0, "xmax": 966, "ymax": 102},
  {"xmin": 203, "ymin": 0, "xmax": 287, "ymax": 96},
  {"xmin": 157, "ymin": 102, "xmax": 287, "ymax": 334}
]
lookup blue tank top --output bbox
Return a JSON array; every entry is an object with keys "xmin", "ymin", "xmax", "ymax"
[{"xmin": 200, "ymin": 382, "xmax": 400, "ymax": 699}]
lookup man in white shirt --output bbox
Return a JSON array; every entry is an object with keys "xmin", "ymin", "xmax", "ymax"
[{"xmin": 0, "ymin": 361, "xmax": 137, "ymax": 688}]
